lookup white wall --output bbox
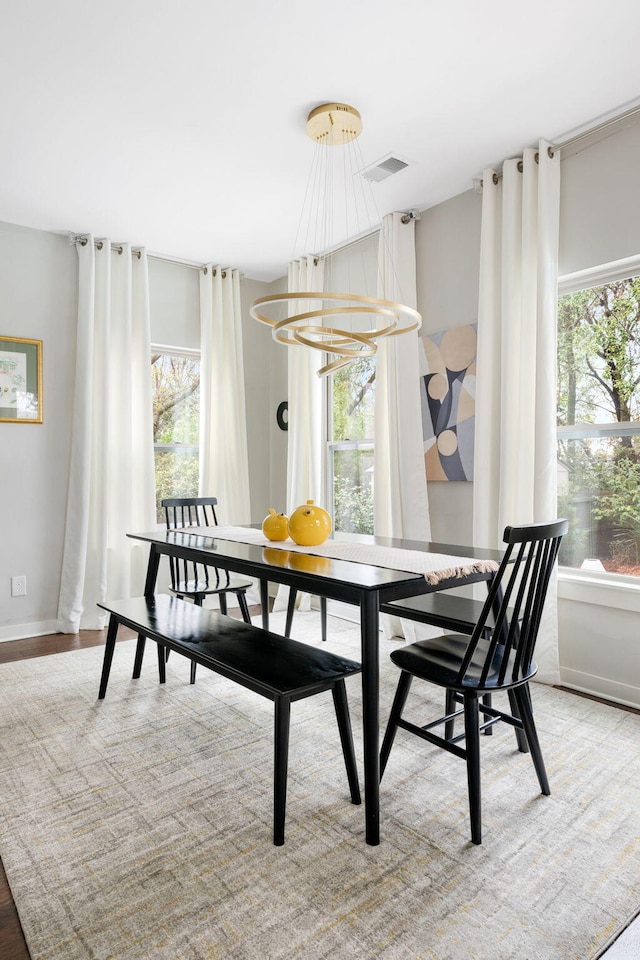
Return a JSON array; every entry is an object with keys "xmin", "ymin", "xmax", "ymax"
[
  {"xmin": 0, "ymin": 222, "xmax": 77, "ymax": 639},
  {"xmin": 415, "ymin": 189, "xmax": 482, "ymax": 544},
  {"xmin": 149, "ymin": 257, "xmax": 200, "ymax": 349},
  {"xmin": 240, "ymin": 274, "xmax": 287, "ymax": 521},
  {"xmin": 559, "ymin": 118, "xmax": 640, "ymax": 276}
]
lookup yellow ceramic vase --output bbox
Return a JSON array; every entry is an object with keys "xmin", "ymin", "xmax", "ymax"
[
  {"xmin": 262, "ymin": 508, "xmax": 289, "ymax": 542},
  {"xmin": 287, "ymin": 500, "xmax": 332, "ymax": 546}
]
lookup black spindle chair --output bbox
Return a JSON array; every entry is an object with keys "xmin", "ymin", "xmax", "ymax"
[
  {"xmin": 380, "ymin": 519, "xmax": 567, "ymax": 845},
  {"xmin": 132, "ymin": 497, "xmax": 254, "ymax": 685}
]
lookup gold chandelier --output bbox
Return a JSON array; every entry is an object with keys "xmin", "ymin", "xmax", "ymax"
[{"xmin": 250, "ymin": 103, "xmax": 422, "ymax": 377}]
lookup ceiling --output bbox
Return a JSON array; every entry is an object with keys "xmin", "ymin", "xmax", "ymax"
[{"xmin": 2, "ymin": 0, "xmax": 640, "ymax": 282}]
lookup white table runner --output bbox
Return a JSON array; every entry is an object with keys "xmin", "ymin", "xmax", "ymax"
[{"xmin": 190, "ymin": 526, "xmax": 499, "ymax": 585}]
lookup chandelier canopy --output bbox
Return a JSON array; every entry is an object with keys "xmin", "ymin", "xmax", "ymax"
[{"xmin": 250, "ymin": 103, "xmax": 421, "ymax": 377}]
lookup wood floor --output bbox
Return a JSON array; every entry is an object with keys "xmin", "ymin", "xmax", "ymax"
[{"xmin": 0, "ymin": 622, "xmax": 637, "ymax": 960}]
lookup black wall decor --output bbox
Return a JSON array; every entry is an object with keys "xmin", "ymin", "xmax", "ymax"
[{"xmin": 276, "ymin": 401, "xmax": 288, "ymax": 431}]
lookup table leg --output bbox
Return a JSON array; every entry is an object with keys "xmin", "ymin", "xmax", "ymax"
[
  {"xmin": 98, "ymin": 614, "xmax": 119, "ymax": 699},
  {"xmin": 361, "ymin": 590, "xmax": 380, "ymax": 845},
  {"xmin": 260, "ymin": 579, "xmax": 270, "ymax": 630},
  {"xmin": 144, "ymin": 545, "xmax": 161, "ymax": 596}
]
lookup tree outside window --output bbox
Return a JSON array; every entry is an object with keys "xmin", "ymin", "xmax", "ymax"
[
  {"xmin": 557, "ymin": 274, "xmax": 640, "ymax": 575},
  {"xmin": 151, "ymin": 350, "xmax": 200, "ymax": 521},
  {"xmin": 330, "ymin": 355, "xmax": 375, "ymax": 535}
]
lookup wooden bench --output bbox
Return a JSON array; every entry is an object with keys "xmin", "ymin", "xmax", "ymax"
[{"xmin": 97, "ymin": 594, "xmax": 362, "ymax": 844}]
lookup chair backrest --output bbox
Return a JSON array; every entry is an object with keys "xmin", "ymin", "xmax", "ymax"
[
  {"xmin": 458, "ymin": 519, "xmax": 568, "ymax": 687},
  {"xmin": 162, "ymin": 496, "xmax": 226, "ymax": 592},
  {"xmin": 162, "ymin": 496, "xmax": 219, "ymax": 530}
]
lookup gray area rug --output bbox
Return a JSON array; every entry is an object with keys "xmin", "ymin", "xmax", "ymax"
[{"xmin": 0, "ymin": 612, "xmax": 639, "ymax": 960}]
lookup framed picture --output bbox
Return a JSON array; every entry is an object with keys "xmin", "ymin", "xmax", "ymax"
[{"xmin": 0, "ymin": 336, "xmax": 43, "ymax": 423}]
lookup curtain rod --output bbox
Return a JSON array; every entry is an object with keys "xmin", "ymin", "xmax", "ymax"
[
  {"xmin": 480, "ymin": 101, "xmax": 640, "ymax": 187},
  {"xmin": 70, "ymin": 235, "xmax": 238, "ymax": 274},
  {"xmin": 551, "ymin": 101, "xmax": 640, "ymax": 154}
]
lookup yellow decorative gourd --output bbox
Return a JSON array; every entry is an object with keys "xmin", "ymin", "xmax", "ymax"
[
  {"xmin": 288, "ymin": 500, "xmax": 332, "ymax": 546},
  {"xmin": 262, "ymin": 508, "xmax": 289, "ymax": 542}
]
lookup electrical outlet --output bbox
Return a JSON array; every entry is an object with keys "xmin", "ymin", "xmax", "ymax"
[{"xmin": 11, "ymin": 575, "xmax": 27, "ymax": 597}]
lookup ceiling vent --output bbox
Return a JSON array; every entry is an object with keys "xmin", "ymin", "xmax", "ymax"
[{"xmin": 361, "ymin": 154, "xmax": 409, "ymax": 182}]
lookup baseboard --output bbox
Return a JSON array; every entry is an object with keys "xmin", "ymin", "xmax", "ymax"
[
  {"xmin": 559, "ymin": 667, "xmax": 640, "ymax": 709},
  {"xmin": 0, "ymin": 619, "xmax": 58, "ymax": 643}
]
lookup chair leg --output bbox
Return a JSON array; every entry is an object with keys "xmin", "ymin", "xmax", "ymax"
[
  {"xmin": 513, "ymin": 685, "xmax": 550, "ymax": 795},
  {"xmin": 444, "ymin": 689, "xmax": 457, "ymax": 740},
  {"xmin": 98, "ymin": 615, "xmax": 120, "ymax": 699},
  {"xmin": 132, "ymin": 633, "xmax": 146, "ymax": 679},
  {"xmin": 284, "ymin": 588, "xmax": 297, "ymax": 638},
  {"xmin": 331, "ymin": 680, "xmax": 361, "ymax": 805},
  {"xmin": 482, "ymin": 694, "xmax": 493, "ymax": 736},
  {"xmin": 237, "ymin": 590, "xmax": 251, "ymax": 624},
  {"xmin": 219, "ymin": 593, "xmax": 228, "ymax": 616},
  {"xmin": 380, "ymin": 671, "xmax": 414, "ymax": 779},
  {"xmin": 320, "ymin": 596, "xmax": 327, "ymax": 642},
  {"xmin": 273, "ymin": 696, "xmax": 291, "ymax": 845},
  {"xmin": 508, "ymin": 688, "xmax": 530, "ymax": 753},
  {"xmin": 463, "ymin": 693, "xmax": 482, "ymax": 844}
]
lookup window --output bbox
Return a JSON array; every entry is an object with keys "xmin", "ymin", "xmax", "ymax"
[
  {"xmin": 324, "ymin": 232, "xmax": 379, "ymax": 535},
  {"xmin": 557, "ymin": 261, "xmax": 640, "ymax": 576},
  {"xmin": 151, "ymin": 346, "xmax": 200, "ymax": 521},
  {"xmin": 328, "ymin": 356, "xmax": 375, "ymax": 534}
]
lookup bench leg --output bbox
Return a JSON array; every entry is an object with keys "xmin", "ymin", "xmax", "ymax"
[
  {"xmin": 98, "ymin": 615, "xmax": 120, "ymax": 699},
  {"xmin": 132, "ymin": 633, "xmax": 146, "ymax": 679},
  {"xmin": 188, "ymin": 596, "xmax": 205, "ymax": 684},
  {"xmin": 273, "ymin": 696, "xmax": 291, "ymax": 846},
  {"xmin": 332, "ymin": 680, "xmax": 361, "ymax": 805}
]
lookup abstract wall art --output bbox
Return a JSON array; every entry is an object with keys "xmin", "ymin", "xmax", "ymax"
[{"xmin": 419, "ymin": 324, "xmax": 476, "ymax": 481}]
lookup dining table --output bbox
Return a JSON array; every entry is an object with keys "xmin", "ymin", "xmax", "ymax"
[{"xmin": 127, "ymin": 525, "xmax": 503, "ymax": 845}]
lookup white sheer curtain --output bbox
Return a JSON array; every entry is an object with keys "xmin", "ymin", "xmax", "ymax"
[
  {"xmin": 374, "ymin": 213, "xmax": 431, "ymax": 540},
  {"xmin": 273, "ymin": 255, "xmax": 325, "ymax": 613},
  {"xmin": 473, "ymin": 141, "xmax": 561, "ymax": 683},
  {"xmin": 199, "ymin": 266, "xmax": 251, "ymax": 524},
  {"xmin": 374, "ymin": 212, "xmax": 432, "ymax": 640},
  {"xmin": 57, "ymin": 238, "xmax": 156, "ymax": 633},
  {"xmin": 285, "ymin": 255, "xmax": 325, "ymax": 510}
]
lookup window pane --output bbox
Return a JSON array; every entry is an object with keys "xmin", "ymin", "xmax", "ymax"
[
  {"xmin": 332, "ymin": 446, "xmax": 374, "ymax": 535},
  {"xmin": 332, "ymin": 356, "xmax": 375, "ymax": 442},
  {"xmin": 558, "ymin": 434, "xmax": 640, "ymax": 573},
  {"xmin": 151, "ymin": 352, "xmax": 200, "ymax": 521},
  {"xmin": 154, "ymin": 448, "xmax": 200, "ymax": 522},
  {"xmin": 557, "ymin": 277, "xmax": 640, "ymax": 575}
]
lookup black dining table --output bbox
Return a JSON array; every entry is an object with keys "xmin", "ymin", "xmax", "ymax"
[{"xmin": 128, "ymin": 527, "xmax": 503, "ymax": 845}]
